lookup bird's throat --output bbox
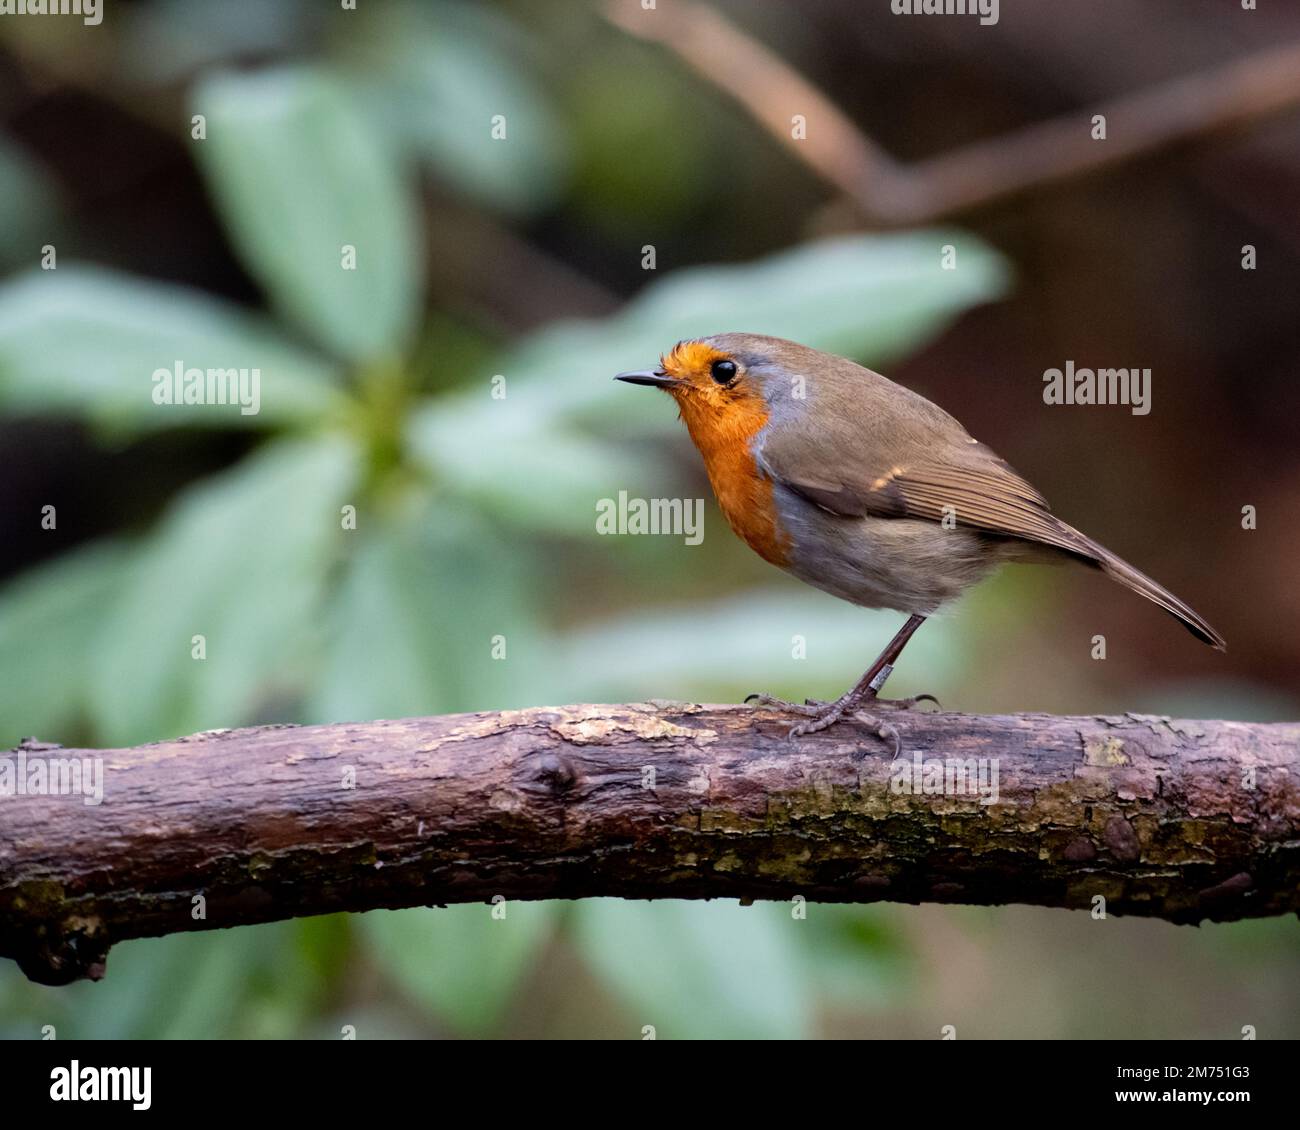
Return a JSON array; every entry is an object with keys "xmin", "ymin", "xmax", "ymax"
[{"xmin": 673, "ymin": 391, "xmax": 791, "ymax": 567}]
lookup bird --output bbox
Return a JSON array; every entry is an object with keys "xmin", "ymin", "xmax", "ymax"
[{"xmin": 615, "ymin": 333, "xmax": 1224, "ymax": 746}]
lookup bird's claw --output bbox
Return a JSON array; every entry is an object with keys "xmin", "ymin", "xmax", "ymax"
[
  {"xmin": 854, "ymin": 713, "xmax": 902, "ymax": 758},
  {"xmin": 873, "ymin": 692, "xmax": 941, "ymax": 711},
  {"xmin": 750, "ymin": 688, "xmax": 926, "ymax": 755},
  {"xmin": 745, "ymin": 692, "xmax": 822, "ymax": 716},
  {"xmin": 787, "ymin": 706, "xmax": 901, "ymax": 756},
  {"xmin": 787, "ymin": 704, "xmax": 847, "ymax": 738}
]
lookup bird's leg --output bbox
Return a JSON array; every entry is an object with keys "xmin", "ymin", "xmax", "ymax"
[
  {"xmin": 848, "ymin": 613, "xmax": 936, "ymax": 704},
  {"xmin": 746, "ymin": 613, "xmax": 936, "ymax": 735},
  {"xmin": 787, "ymin": 614, "xmax": 932, "ymax": 740}
]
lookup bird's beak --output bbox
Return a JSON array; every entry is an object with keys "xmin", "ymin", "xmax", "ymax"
[{"xmin": 614, "ymin": 368, "xmax": 684, "ymax": 389}]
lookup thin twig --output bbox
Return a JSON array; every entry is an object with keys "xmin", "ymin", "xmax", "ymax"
[{"xmin": 606, "ymin": 1, "xmax": 1300, "ymax": 225}]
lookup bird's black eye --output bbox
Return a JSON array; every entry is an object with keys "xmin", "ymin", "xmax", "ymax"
[{"xmin": 710, "ymin": 359, "xmax": 738, "ymax": 385}]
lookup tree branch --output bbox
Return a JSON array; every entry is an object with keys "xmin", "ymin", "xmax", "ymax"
[
  {"xmin": 605, "ymin": 1, "xmax": 1300, "ymax": 225},
  {"xmin": 3, "ymin": 704, "xmax": 1298, "ymax": 984}
]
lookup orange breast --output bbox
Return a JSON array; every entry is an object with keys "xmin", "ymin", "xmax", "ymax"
[{"xmin": 677, "ymin": 393, "xmax": 790, "ymax": 567}]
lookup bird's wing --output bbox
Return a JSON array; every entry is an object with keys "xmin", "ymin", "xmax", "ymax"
[
  {"xmin": 754, "ymin": 411, "xmax": 1093, "ymax": 557},
  {"xmin": 747, "ymin": 357, "xmax": 1224, "ymax": 649}
]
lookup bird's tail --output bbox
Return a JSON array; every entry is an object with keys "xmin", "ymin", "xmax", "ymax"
[{"xmin": 1058, "ymin": 525, "xmax": 1226, "ymax": 650}]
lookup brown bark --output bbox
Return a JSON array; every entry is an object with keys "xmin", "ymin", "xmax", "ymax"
[{"xmin": 2, "ymin": 703, "xmax": 1298, "ymax": 985}]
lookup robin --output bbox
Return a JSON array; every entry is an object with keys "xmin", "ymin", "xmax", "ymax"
[{"xmin": 616, "ymin": 333, "xmax": 1224, "ymax": 746}]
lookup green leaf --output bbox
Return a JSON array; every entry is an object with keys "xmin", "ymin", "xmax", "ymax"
[
  {"xmin": 305, "ymin": 500, "xmax": 546, "ymax": 721},
  {"xmin": 360, "ymin": 903, "xmax": 555, "ymax": 1035},
  {"xmin": 0, "ymin": 267, "xmax": 343, "ymax": 433},
  {"xmin": 0, "ymin": 541, "xmax": 130, "ymax": 749},
  {"xmin": 407, "ymin": 394, "xmax": 662, "ymax": 536},
  {"xmin": 88, "ymin": 437, "xmax": 358, "ymax": 745},
  {"xmin": 192, "ymin": 67, "xmax": 421, "ymax": 365},
  {"xmin": 342, "ymin": 1, "xmax": 569, "ymax": 216},
  {"xmin": 572, "ymin": 899, "xmax": 812, "ymax": 1039}
]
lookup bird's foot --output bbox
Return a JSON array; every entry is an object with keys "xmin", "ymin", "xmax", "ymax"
[
  {"xmin": 786, "ymin": 695, "xmax": 854, "ymax": 735},
  {"xmin": 748, "ymin": 688, "xmax": 936, "ymax": 753},
  {"xmin": 787, "ymin": 701, "xmax": 901, "ymax": 756}
]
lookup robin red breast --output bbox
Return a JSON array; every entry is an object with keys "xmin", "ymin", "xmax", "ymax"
[{"xmin": 616, "ymin": 333, "xmax": 1224, "ymax": 746}]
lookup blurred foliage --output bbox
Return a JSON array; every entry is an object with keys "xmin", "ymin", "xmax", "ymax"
[
  {"xmin": 360, "ymin": 903, "xmax": 557, "ymax": 1036},
  {"xmin": 0, "ymin": 0, "xmax": 1295, "ymax": 1039},
  {"xmin": 192, "ymin": 67, "xmax": 421, "ymax": 365},
  {"xmin": 341, "ymin": 0, "xmax": 570, "ymax": 217},
  {"xmin": 0, "ymin": 267, "xmax": 342, "ymax": 432},
  {"xmin": 0, "ymin": 136, "xmax": 61, "ymax": 272}
]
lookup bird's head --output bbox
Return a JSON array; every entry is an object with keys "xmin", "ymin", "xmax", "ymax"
[{"xmin": 614, "ymin": 334, "xmax": 793, "ymax": 447}]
